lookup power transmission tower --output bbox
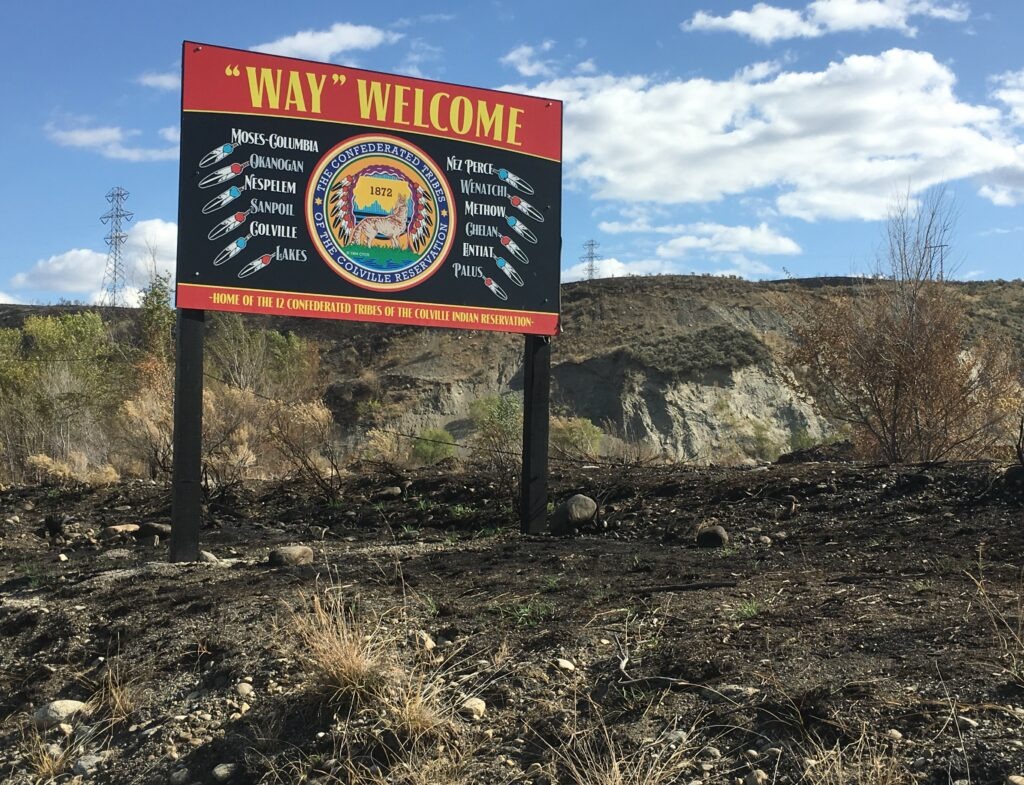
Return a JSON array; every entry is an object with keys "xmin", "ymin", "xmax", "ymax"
[
  {"xmin": 580, "ymin": 239, "xmax": 600, "ymax": 280},
  {"xmin": 99, "ymin": 187, "xmax": 134, "ymax": 306}
]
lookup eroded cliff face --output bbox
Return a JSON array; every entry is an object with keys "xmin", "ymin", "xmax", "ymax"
[
  {"xmin": 325, "ymin": 277, "xmax": 835, "ymax": 463},
  {"xmin": 552, "ymin": 357, "xmax": 828, "ymax": 462}
]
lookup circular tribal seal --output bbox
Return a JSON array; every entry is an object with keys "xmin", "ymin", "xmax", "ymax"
[{"xmin": 306, "ymin": 134, "xmax": 455, "ymax": 291}]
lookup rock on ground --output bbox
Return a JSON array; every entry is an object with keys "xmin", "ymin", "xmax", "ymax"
[
  {"xmin": 696, "ymin": 525, "xmax": 730, "ymax": 548},
  {"xmin": 33, "ymin": 699, "xmax": 88, "ymax": 729},
  {"xmin": 460, "ymin": 697, "xmax": 486, "ymax": 720},
  {"xmin": 268, "ymin": 545, "xmax": 314, "ymax": 566},
  {"xmin": 212, "ymin": 762, "xmax": 239, "ymax": 782},
  {"xmin": 137, "ymin": 522, "xmax": 172, "ymax": 539},
  {"xmin": 550, "ymin": 494, "xmax": 597, "ymax": 535}
]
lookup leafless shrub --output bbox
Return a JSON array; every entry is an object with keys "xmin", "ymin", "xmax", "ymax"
[
  {"xmin": 969, "ymin": 569, "xmax": 1024, "ymax": 687},
  {"xmin": 791, "ymin": 188, "xmax": 1022, "ymax": 462},
  {"xmin": 118, "ymin": 356, "xmax": 174, "ymax": 479},
  {"xmin": 267, "ymin": 399, "xmax": 348, "ymax": 502}
]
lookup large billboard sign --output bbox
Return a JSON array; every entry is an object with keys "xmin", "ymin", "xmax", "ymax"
[{"xmin": 175, "ymin": 42, "xmax": 562, "ymax": 335}]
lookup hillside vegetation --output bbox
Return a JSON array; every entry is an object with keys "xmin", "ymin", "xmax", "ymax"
[{"xmin": 0, "ymin": 275, "xmax": 1022, "ymax": 484}]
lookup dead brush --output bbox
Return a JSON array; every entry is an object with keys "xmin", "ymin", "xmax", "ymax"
[
  {"xmin": 84, "ymin": 656, "xmax": 144, "ymax": 725},
  {"xmin": 968, "ymin": 568, "xmax": 1024, "ymax": 686},
  {"xmin": 16, "ymin": 717, "xmax": 104, "ymax": 782},
  {"xmin": 19, "ymin": 723, "xmax": 76, "ymax": 782},
  {"xmin": 385, "ymin": 669, "xmax": 455, "ymax": 747},
  {"xmin": 801, "ymin": 731, "xmax": 912, "ymax": 785},
  {"xmin": 285, "ymin": 590, "xmax": 396, "ymax": 705},
  {"xmin": 553, "ymin": 723, "xmax": 694, "ymax": 785},
  {"xmin": 339, "ymin": 749, "xmax": 472, "ymax": 785}
]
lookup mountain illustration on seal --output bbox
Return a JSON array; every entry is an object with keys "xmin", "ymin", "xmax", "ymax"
[{"xmin": 354, "ymin": 199, "xmax": 389, "ymax": 217}]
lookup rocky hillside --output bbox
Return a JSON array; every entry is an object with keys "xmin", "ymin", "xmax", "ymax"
[
  {"xmin": 3, "ymin": 276, "xmax": 1023, "ymax": 462},
  {"xmin": 291, "ymin": 275, "xmax": 1024, "ymax": 462}
]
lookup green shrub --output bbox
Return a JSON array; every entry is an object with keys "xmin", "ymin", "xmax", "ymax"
[
  {"xmin": 469, "ymin": 394, "xmax": 522, "ymax": 498},
  {"xmin": 411, "ymin": 428, "xmax": 456, "ymax": 465},
  {"xmin": 550, "ymin": 416, "xmax": 604, "ymax": 459}
]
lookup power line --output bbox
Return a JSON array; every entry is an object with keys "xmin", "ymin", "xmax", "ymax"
[
  {"xmin": 99, "ymin": 187, "xmax": 134, "ymax": 307},
  {"xmin": 580, "ymin": 239, "xmax": 601, "ymax": 281}
]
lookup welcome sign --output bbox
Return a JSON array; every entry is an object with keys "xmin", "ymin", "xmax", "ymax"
[{"xmin": 174, "ymin": 42, "xmax": 562, "ymax": 335}]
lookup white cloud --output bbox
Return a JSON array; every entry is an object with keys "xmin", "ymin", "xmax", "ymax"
[
  {"xmin": 0, "ymin": 291, "xmax": 21, "ymax": 304},
  {"xmin": 599, "ymin": 218, "xmax": 799, "ymax": 258},
  {"xmin": 575, "ymin": 59, "xmax": 598, "ymax": 75},
  {"xmin": 685, "ymin": 4, "xmax": 819, "ymax": 43},
  {"xmin": 254, "ymin": 23, "xmax": 402, "ymax": 61},
  {"xmin": 158, "ymin": 126, "xmax": 180, "ymax": 144},
  {"xmin": 46, "ymin": 122, "xmax": 177, "ymax": 162},
  {"xmin": 684, "ymin": 0, "xmax": 970, "ymax": 43},
  {"xmin": 500, "ymin": 41, "xmax": 556, "ymax": 78},
  {"xmin": 508, "ymin": 49, "xmax": 1024, "ymax": 221},
  {"xmin": 563, "ymin": 254, "xmax": 776, "ymax": 282},
  {"xmin": 992, "ymin": 68, "xmax": 1024, "ymax": 126},
  {"xmin": 978, "ymin": 184, "xmax": 1024, "ymax": 207},
  {"xmin": 136, "ymin": 71, "xmax": 180, "ymax": 90},
  {"xmin": 979, "ymin": 225, "xmax": 1024, "ymax": 236},
  {"xmin": 123, "ymin": 219, "xmax": 177, "ymax": 282},
  {"xmin": 563, "ymin": 256, "xmax": 676, "ymax": 282},
  {"xmin": 398, "ymin": 39, "xmax": 443, "ymax": 78},
  {"xmin": 655, "ymin": 223, "xmax": 801, "ymax": 257},
  {"xmin": 11, "ymin": 219, "xmax": 177, "ymax": 301},
  {"xmin": 11, "ymin": 249, "xmax": 107, "ymax": 293},
  {"xmin": 735, "ymin": 60, "xmax": 784, "ymax": 82},
  {"xmin": 393, "ymin": 13, "xmax": 456, "ymax": 28}
]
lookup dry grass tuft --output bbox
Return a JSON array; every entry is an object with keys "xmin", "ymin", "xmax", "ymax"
[
  {"xmin": 385, "ymin": 670, "xmax": 454, "ymax": 745},
  {"xmin": 287, "ymin": 591, "xmax": 396, "ymax": 704},
  {"xmin": 17, "ymin": 719, "xmax": 100, "ymax": 782},
  {"xmin": 801, "ymin": 733, "xmax": 912, "ymax": 785},
  {"xmin": 555, "ymin": 724, "xmax": 693, "ymax": 785},
  {"xmin": 969, "ymin": 569, "xmax": 1024, "ymax": 686},
  {"xmin": 86, "ymin": 657, "xmax": 143, "ymax": 725}
]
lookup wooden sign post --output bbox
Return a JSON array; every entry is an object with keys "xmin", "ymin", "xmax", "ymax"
[
  {"xmin": 168, "ymin": 309, "xmax": 204, "ymax": 562},
  {"xmin": 520, "ymin": 335, "xmax": 551, "ymax": 535}
]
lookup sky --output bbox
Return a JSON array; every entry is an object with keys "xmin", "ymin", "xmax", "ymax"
[{"xmin": 1, "ymin": 0, "xmax": 1022, "ymax": 305}]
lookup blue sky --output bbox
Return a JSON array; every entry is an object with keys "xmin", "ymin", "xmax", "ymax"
[{"xmin": 1, "ymin": 0, "xmax": 1022, "ymax": 304}]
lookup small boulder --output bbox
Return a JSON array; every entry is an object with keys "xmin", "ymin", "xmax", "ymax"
[
  {"xmin": 696, "ymin": 525, "xmax": 730, "ymax": 548},
  {"xmin": 101, "ymin": 523, "xmax": 139, "ymax": 540},
  {"xmin": 268, "ymin": 545, "xmax": 314, "ymax": 567},
  {"xmin": 33, "ymin": 699, "xmax": 88, "ymax": 729},
  {"xmin": 460, "ymin": 697, "xmax": 486, "ymax": 720},
  {"xmin": 378, "ymin": 486, "xmax": 403, "ymax": 499},
  {"xmin": 550, "ymin": 494, "xmax": 597, "ymax": 535},
  {"xmin": 199, "ymin": 550, "xmax": 220, "ymax": 563},
  {"xmin": 555, "ymin": 658, "xmax": 576, "ymax": 672},
  {"xmin": 235, "ymin": 682, "xmax": 254, "ymax": 698},
  {"xmin": 212, "ymin": 763, "xmax": 239, "ymax": 782},
  {"xmin": 137, "ymin": 522, "xmax": 172, "ymax": 539},
  {"xmin": 169, "ymin": 769, "xmax": 191, "ymax": 785}
]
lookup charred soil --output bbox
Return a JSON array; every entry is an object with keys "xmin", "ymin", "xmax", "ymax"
[{"xmin": 1, "ymin": 459, "xmax": 1023, "ymax": 784}]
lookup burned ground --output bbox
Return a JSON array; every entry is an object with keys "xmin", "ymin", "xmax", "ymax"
[{"xmin": 1, "ymin": 459, "xmax": 1023, "ymax": 784}]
